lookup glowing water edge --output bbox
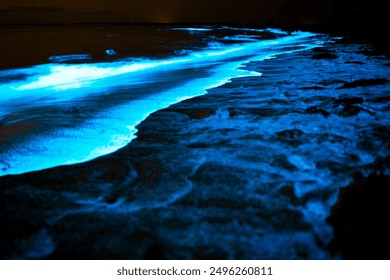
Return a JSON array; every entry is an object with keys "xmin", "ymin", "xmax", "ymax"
[{"xmin": 0, "ymin": 27, "xmax": 324, "ymax": 176}]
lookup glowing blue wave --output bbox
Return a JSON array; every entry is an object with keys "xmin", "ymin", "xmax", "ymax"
[
  {"xmin": 170, "ymin": 27, "xmax": 212, "ymax": 32},
  {"xmin": 48, "ymin": 54, "xmax": 92, "ymax": 63},
  {"xmin": 0, "ymin": 29, "xmax": 323, "ymax": 176}
]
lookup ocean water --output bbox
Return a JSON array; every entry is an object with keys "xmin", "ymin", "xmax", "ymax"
[
  {"xmin": 2, "ymin": 25, "xmax": 390, "ymax": 259},
  {"xmin": 0, "ymin": 25, "xmax": 324, "ymax": 176}
]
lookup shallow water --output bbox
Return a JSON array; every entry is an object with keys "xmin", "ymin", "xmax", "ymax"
[{"xmin": 0, "ymin": 25, "xmax": 324, "ymax": 176}]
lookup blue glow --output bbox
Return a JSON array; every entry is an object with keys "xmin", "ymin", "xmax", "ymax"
[
  {"xmin": 48, "ymin": 54, "xmax": 92, "ymax": 63},
  {"xmin": 105, "ymin": 49, "xmax": 117, "ymax": 56},
  {"xmin": 171, "ymin": 27, "xmax": 212, "ymax": 32},
  {"xmin": 222, "ymin": 26, "xmax": 289, "ymax": 35},
  {"xmin": 0, "ymin": 29, "xmax": 322, "ymax": 176},
  {"xmin": 222, "ymin": 35, "xmax": 260, "ymax": 41}
]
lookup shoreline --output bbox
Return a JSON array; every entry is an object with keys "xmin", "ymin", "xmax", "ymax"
[
  {"xmin": 1, "ymin": 36, "xmax": 390, "ymax": 259},
  {"xmin": 0, "ymin": 29, "xmax": 320, "ymax": 177}
]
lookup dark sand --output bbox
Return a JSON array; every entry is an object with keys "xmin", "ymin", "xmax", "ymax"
[{"xmin": 1, "ymin": 35, "xmax": 390, "ymax": 259}]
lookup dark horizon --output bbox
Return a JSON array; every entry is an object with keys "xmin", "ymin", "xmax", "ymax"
[{"xmin": 0, "ymin": 0, "xmax": 388, "ymax": 29}]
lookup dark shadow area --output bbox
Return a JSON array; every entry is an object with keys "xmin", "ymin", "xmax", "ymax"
[{"xmin": 327, "ymin": 170, "xmax": 390, "ymax": 259}]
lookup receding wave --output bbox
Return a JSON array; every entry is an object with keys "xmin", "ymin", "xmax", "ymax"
[{"xmin": 0, "ymin": 28, "xmax": 324, "ymax": 176}]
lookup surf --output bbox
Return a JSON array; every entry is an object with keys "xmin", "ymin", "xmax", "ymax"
[{"xmin": 0, "ymin": 27, "xmax": 324, "ymax": 176}]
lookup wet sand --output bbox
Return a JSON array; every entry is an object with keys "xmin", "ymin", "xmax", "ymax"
[{"xmin": 1, "ymin": 34, "xmax": 390, "ymax": 259}]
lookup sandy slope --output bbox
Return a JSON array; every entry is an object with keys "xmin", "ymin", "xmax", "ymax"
[{"xmin": 1, "ymin": 38, "xmax": 389, "ymax": 259}]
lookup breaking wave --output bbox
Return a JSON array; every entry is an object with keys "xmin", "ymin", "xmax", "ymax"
[{"xmin": 0, "ymin": 27, "xmax": 324, "ymax": 176}]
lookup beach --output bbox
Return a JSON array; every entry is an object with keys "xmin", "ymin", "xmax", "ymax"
[{"xmin": 1, "ymin": 25, "xmax": 390, "ymax": 259}]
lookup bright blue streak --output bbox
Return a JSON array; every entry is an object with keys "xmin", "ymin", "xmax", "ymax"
[{"xmin": 0, "ymin": 30, "xmax": 322, "ymax": 176}]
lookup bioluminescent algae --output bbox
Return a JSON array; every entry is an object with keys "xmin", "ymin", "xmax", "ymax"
[{"xmin": 0, "ymin": 28, "xmax": 323, "ymax": 176}]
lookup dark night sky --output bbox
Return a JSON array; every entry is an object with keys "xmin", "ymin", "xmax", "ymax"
[
  {"xmin": 0, "ymin": 0, "xmax": 387, "ymax": 28},
  {"xmin": 0, "ymin": 0, "xmax": 335, "ymax": 24}
]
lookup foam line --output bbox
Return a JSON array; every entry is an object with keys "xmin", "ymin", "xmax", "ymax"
[{"xmin": 0, "ymin": 29, "xmax": 322, "ymax": 176}]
